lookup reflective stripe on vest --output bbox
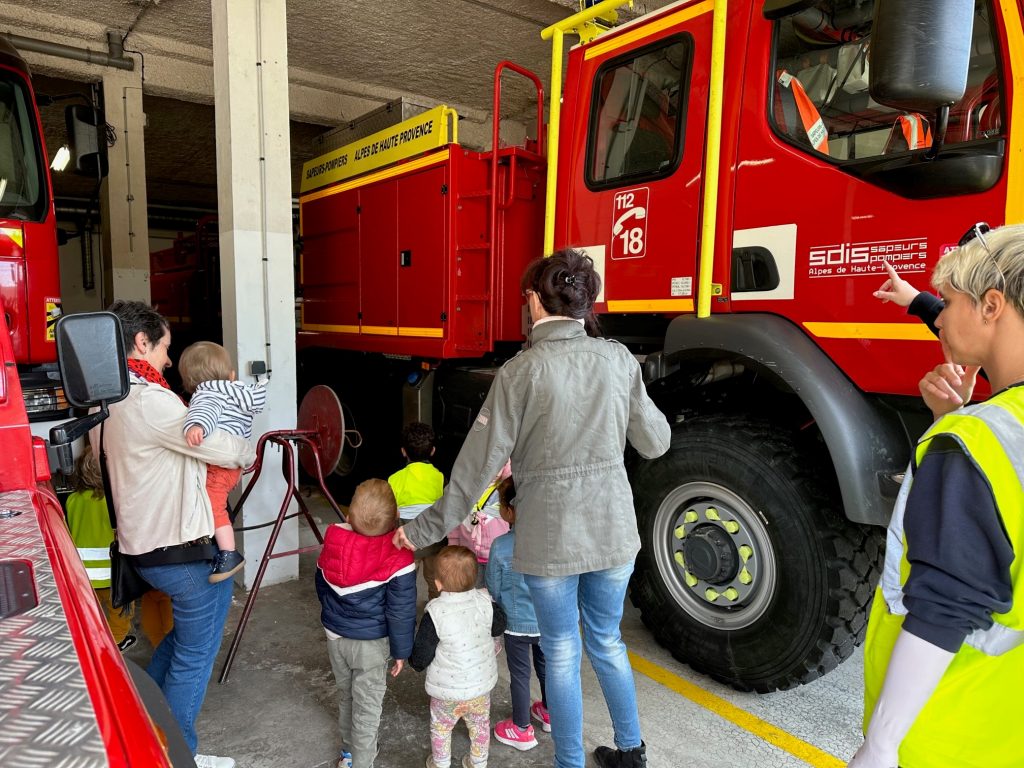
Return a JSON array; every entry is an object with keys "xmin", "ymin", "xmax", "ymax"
[
  {"xmin": 398, "ymin": 502, "xmax": 432, "ymax": 521},
  {"xmin": 877, "ymin": 391, "xmax": 1024, "ymax": 654},
  {"xmin": 85, "ymin": 566, "xmax": 112, "ymax": 583},
  {"xmin": 473, "ymin": 482, "xmax": 501, "ymax": 521},
  {"xmin": 77, "ymin": 545, "xmax": 113, "ymax": 588},
  {"xmin": 899, "ymin": 113, "xmax": 933, "ymax": 150},
  {"xmin": 66, "ymin": 492, "xmax": 115, "ymax": 588},
  {"xmin": 77, "ymin": 546, "xmax": 109, "ymax": 561},
  {"xmin": 778, "ymin": 70, "xmax": 829, "ymax": 154}
]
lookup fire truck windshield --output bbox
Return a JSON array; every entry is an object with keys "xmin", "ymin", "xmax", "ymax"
[
  {"xmin": 770, "ymin": 0, "xmax": 1002, "ymax": 162},
  {"xmin": 0, "ymin": 71, "xmax": 47, "ymax": 223}
]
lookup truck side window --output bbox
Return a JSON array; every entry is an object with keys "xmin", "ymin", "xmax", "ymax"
[
  {"xmin": 0, "ymin": 76, "xmax": 46, "ymax": 222},
  {"xmin": 587, "ymin": 36, "xmax": 690, "ymax": 188},
  {"xmin": 769, "ymin": 0, "xmax": 1002, "ymax": 162}
]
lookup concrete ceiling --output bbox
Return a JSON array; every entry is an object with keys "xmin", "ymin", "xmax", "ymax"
[{"xmin": 1, "ymin": 0, "xmax": 673, "ymax": 215}]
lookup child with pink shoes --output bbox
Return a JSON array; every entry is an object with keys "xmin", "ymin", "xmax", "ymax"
[{"xmin": 484, "ymin": 476, "xmax": 550, "ymax": 751}]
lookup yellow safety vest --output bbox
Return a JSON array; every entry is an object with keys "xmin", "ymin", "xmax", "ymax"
[
  {"xmin": 388, "ymin": 461, "xmax": 444, "ymax": 520},
  {"xmin": 863, "ymin": 388, "xmax": 1024, "ymax": 768},
  {"xmin": 65, "ymin": 490, "xmax": 116, "ymax": 588}
]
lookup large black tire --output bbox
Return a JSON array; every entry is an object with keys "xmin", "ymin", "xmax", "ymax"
[{"xmin": 629, "ymin": 415, "xmax": 883, "ymax": 692}]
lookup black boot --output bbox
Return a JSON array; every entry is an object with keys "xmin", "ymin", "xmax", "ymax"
[{"xmin": 593, "ymin": 742, "xmax": 646, "ymax": 768}]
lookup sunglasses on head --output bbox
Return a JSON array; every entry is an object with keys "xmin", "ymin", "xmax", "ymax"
[
  {"xmin": 958, "ymin": 222, "xmax": 992, "ymax": 253},
  {"xmin": 958, "ymin": 221, "xmax": 1007, "ymax": 289}
]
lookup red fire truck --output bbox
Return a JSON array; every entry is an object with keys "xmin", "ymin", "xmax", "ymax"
[
  {"xmin": 0, "ymin": 38, "xmax": 193, "ymax": 764},
  {"xmin": 0, "ymin": 37, "xmax": 71, "ymax": 425},
  {"xmin": 298, "ymin": 0, "xmax": 1016, "ymax": 691}
]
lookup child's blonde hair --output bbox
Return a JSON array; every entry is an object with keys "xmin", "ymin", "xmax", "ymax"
[
  {"xmin": 178, "ymin": 341, "xmax": 233, "ymax": 394},
  {"xmin": 434, "ymin": 545, "xmax": 478, "ymax": 593},
  {"xmin": 73, "ymin": 445, "xmax": 104, "ymax": 500},
  {"xmin": 349, "ymin": 479, "xmax": 398, "ymax": 536}
]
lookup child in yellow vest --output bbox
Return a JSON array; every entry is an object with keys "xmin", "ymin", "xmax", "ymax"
[
  {"xmin": 389, "ymin": 422, "xmax": 445, "ymax": 600},
  {"xmin": 65, "ymin": 445, "xmax": 136, "ymax": 651}
]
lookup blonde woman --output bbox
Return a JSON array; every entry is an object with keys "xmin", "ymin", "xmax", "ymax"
[{"xmin": 850, "ymin": 223, "xmax": 1024, "ymax": 768}]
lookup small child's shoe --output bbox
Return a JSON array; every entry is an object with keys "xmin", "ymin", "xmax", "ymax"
[
  {"xmin": 530, "ymin": 700, "xmax": 551, "ymax": 732},
  {"xmin": 335, "ymin": 751, "xmax": 352, "ymax": 768},
  {"xmin": 425, "ymin": 757, "xmax": 449, "ymax": 768},
  {"xmin": 116, "ymin": 634, "xmax": 137, "ymax": 653},
  {"xmin": 493, "ymin": 719, "xmax": 537, "ymax": 751},
  {"xmin": 209, "ymin": 550, "xmax": 245, "ymax": 583},
  {"xmin": 461, "ymin": 756, "xmax": 486, "ymax": 768}
]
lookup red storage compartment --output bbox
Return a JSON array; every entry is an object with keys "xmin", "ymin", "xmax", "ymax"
[{"xmin": 299, "ymin": 145, "xmax": 545, "ymax": 360}]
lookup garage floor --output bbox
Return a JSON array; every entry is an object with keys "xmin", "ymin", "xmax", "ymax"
[{"xmin": 128, "ymin": 492, "xmax": 865, "ymax": 768}]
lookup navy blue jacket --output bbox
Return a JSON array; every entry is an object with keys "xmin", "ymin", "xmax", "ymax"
[{"xmin": 315, "ymin": 523, "xmax": 417, "ymax": 660}]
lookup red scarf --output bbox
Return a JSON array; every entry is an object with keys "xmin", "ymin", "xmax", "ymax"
[{"xmin": 127, "ymin": 358, "xmax": 172, "ymax": 390}]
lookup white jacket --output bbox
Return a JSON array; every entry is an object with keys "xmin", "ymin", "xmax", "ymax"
[
  {"xmin": 99, "ymin": 377, "xmax": 255, "ymax": 555},
  {"xmin": 425, "ymin": 589, "xmax": 497, "ymax": 701}
]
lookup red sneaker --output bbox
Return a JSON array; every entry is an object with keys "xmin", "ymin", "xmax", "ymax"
[
  {"xmin": 530, "ymin": 701, "xmax": 551, "ymax": 733},
  {"xmin": 493, "ymin": 719, "xmax": 538, "ymax": 751}
]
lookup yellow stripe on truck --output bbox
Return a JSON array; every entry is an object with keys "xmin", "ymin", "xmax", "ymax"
[
  {"xmin": 803, "ymin": 322, "xmax": 937, "ymax": 341},
  {"xmin": 999, "ymin": 0, "xmax": 1024, "ymax": 224}
]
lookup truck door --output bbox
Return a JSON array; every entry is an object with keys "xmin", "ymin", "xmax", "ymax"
[{"xmin": 564, "ymin": 6, "xmax": 712, "ymax": 313}]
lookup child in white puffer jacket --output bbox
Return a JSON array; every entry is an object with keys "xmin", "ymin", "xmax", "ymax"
[{"xmin": 409, "ymin": 546, "xmax": 507, "ymax": 768}]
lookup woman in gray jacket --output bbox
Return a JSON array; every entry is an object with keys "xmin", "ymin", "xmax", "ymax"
[{"xmin": 396, "ymin": 249, "xmax": 671, "ymax": 768}]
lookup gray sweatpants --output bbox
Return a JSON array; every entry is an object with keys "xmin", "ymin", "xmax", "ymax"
[{"xmin": 325, "ymin": 634, "xmax": 389, "ymax": 768}]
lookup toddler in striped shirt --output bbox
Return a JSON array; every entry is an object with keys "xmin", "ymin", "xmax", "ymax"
[{"xmin": 179, "ymin": 341, "xmax": 267, "ymax": 583}]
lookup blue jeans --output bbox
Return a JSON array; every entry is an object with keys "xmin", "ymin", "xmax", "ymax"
[
  {"xmin": 525, "ymin": 562, "xmax": 640, "ymax": 768},
  {"xmin": 136, "ymin": 560, "xmax": 233, "ymax": 754}
]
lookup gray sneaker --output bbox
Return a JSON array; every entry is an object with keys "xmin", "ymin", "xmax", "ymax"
[{"xmin": 209, "ymin": 550, "xmax": 245, "ymax": 583}]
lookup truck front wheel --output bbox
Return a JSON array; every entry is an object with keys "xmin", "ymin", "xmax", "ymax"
[{"xmin": 629, "ymin": 416, "xmax": 882, "ymax": 692}]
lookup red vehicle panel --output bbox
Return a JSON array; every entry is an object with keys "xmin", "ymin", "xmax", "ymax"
[
  {"xmin": 298, "ymin": 147, "xmax": 544, "ymax": 360},
  {"xmin": 0, "ymin": 47, "xmax": 61, "ymax": 369},
  {"xmin": 397, "ymin": 165, "xmax": 448, "ymax": 334},
  {"xmin": 561, "ymin": 7, "xmax": 713, "ymax": 314},
  {"xmin": 554, "ymin": 0, "xmax": 1017, "ymax": 399},
  {"xmin": 727, "ymin": 4, "xmax": 1008, "ymax": 397}
]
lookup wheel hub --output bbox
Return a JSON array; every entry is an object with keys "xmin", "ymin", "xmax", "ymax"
[
  {"xmin": 682, "ymin": 525, "xmax": 738, "ymax": 584},
  {"xmin": 654, "ymin": 488, "xmax": 776, "ymax": 630}
]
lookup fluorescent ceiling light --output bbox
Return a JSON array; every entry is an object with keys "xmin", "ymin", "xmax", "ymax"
[{"xmin": 50, "ymin": 145, "xmax": 71, "ymax": 172}]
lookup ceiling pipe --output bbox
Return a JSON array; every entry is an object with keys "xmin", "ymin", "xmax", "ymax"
[{"xmin": 2, "ymin": 30, "xmax": 135, "ymax": 71}]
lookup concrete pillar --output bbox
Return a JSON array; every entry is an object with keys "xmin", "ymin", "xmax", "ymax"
[
  {"xmin": 100, "ymin": 68, "xmax": 150, "ymax": 303},
  {"xmin": 212, "ymin": 0, "xmax": 299, "ymax": 588}
]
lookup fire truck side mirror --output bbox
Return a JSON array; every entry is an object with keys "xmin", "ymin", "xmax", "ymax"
[
  {"xmin": 54, "ymin": 312, "xmax": 129, "ymax": 408},
  {"xmin": 869, "ymin": 0, "xmax": 974, "ymax": 112},
  {"xmin": 64, "ymin": 105, "xmax": 109, "ymax": 180},
  {"xmin": 48, "ymin": 312, "xmax": 129, "ymax": 475}
]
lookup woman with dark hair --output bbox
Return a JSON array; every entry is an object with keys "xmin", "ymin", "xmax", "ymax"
[
  {"xmin": 396, "ymin": 249, "xmax": 670, "ymax": 768},
  {"xmin": 99, "ymin": 300, "xmax": 254, "ymax": 768}
]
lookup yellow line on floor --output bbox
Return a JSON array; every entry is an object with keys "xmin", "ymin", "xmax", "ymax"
[{"xmin": 628, "ymin": 651, "xmax": 845, "ymax": 768}]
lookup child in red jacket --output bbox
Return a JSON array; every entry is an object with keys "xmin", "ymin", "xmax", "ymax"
[{"xmin": 316, "ymin": 479, "xmax": 417, "ymax": 768}]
